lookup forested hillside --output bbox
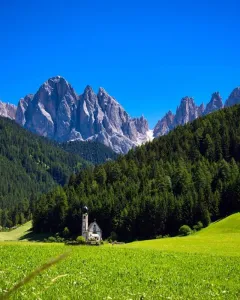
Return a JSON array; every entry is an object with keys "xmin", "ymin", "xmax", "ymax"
[
  {"xmin": 33, "ymin": 105, "xmax": 240, "ymax": 240},
  {"xmin": 0, "ymin": 117, "xmax": 89, "ymax": 227},
  {"xmin": 61, "ymin": 140, "xmax": 118, "ymax": 165}
]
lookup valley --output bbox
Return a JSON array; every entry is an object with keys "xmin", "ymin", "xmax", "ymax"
[{"xmin": 1, "ymin": 1, "xmax": 240, "ymax": 299}]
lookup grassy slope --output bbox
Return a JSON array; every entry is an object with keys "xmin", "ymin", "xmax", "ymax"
[
  {"xmin": 0, "ymin": 222, "xmax": 52, "ymax": 242},
  {"xmin": 0, "ymin": 222, "xmax": 32, "ymax": 241},
  {"xmin": 0, "ymin": 214, "xmax": 240, "ymax": 299},
  {"xmin": 123, "ymin": 213, "xmax": 240, "ymax": 256}
]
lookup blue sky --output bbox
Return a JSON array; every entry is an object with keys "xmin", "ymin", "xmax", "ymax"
[{"xmin": 0, "ymin": 0, "xmax": 240, "ymax": 128}]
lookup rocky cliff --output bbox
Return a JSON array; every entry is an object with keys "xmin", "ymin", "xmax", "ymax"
[
  {"xmin": 15, "ymin": 76, "xmax": 151, "ymax": 153},
  {"xmin": 153, "ymin": 111, "xmax": 175, "ymax": 137},
  {"xmin": 225, "ymin": 87, "xmax": 240, "ymax": 107},
  {"xmin": 153, "ymin": 92, "xmax": 225, "ymax": 137},
  {"xmin": 1, "ymin": 76, "xmax": 240, "ymax": 152},
  {"xmin": 153, "ymin": 97, "xmax": 204, "ymax": 137},
  {"xmin": 0, "ymin": 101, "xmax": 17, "ymax": 120},
  {"xmin": 204, "ymin": 92, "xmax": 223, "ymax": 115}
]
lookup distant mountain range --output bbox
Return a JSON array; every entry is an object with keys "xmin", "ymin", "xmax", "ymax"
[{"xmin": 1, "ymin": 76, "xmax": 240, "ymax": 153}]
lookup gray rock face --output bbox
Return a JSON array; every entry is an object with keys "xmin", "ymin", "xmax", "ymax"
[
  {"xmin": 6, "ymin": 76, "xmax": 239, "ymax": 152},
  {"xmin": 153, "ymin": 111, "xmax": 174, "ymax": 137},
  {"xmin": 15, "ymin": 94, "xmax": 34, "ymax": 126},
  {"xmin": 153, "ymin": 97, "xmax": 203, "ymax": 138},
  {"xmin": 22, "ymin": 76, "xmax": 79, "ymax": 142},
  {"xmin": 225, "ymin": 87, "xmax": 240, "ymax": 107},
  {"xmin": 14, "ymin": 76, "xmax": 150, "ymax": 154},
  {"xmin": 0, "ymin": 101, "xmax": 17, "ymax": 120},
  {"xmin": 174, "ymin": 97, "xmax": 203, "ymax": 126},
  {"xmin": 204, "ymin": 92, "xmax": 223, "ymax": 115},
  {"xmin": 198, "ymin": 103, "xmax": 205, "ymax": 116},
  {"xmin": 153, "ymin": 94, "xmax": 226, "ymax": 137}
]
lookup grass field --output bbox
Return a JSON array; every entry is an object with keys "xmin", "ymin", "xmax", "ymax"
[{"xmin": 0, "ymin": 214, "xmax": 239, "ymax": 299}]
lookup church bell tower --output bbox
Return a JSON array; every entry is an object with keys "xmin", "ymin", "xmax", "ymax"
[{"xmin": 82, "ymin": 206, "xmax": 88, "ymax": 240}]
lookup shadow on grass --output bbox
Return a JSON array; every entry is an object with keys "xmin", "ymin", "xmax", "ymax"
[{"xmin": 19, "ymin": 228, "xmax": 52, "ymax": 242}]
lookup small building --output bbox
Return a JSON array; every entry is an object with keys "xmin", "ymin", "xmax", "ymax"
[{"xmin": 82, "ymin": 206, "xmax": 102, "ymax": 243}]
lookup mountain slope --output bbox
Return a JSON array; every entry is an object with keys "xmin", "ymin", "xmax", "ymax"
[
  {"xmin": 0, "ymin": 116, "xmax": 90, "ymax": 226},
  {"xmin": 33, "ymin": 104, "xmax": 240, "ymax": 240}
]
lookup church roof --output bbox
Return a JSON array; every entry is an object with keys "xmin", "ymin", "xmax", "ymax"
[{"xmin": 88, "ymin": 221, "xmax": 102, "ymax": 232}]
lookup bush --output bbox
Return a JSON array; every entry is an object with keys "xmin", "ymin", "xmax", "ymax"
[
  {"xmin": 46, "ymin": 236, "xmax": 57, "ymax": 243},
  {"xmin": 62, "ymin": 227, "xmax": 70, "ymax": 238},
  {"xmin": 76, "ymin": 236, "xmax": 86, "ymax": 245},
  {"xmin": 163, "ymin": 234, "xmax": 170, "ymax": 239},
  {"xmin": 193, "ymin": 221, "xmax": 203, "ymax": 231},
  {"xmin": 44, "ymin": 234, "xmax": 65, "ymax": 243},
  {"xmin": 156, "ymin": 235, "xmax": 163, "ymax": 239},
  {"xmin": 179, "ymin": 225, "xmax": 192, "ymax": 236}
]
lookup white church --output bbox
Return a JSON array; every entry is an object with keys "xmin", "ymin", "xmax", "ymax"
[{"xmin": 82, "ymin": 206, "xmax": 102, "ymax": 244}]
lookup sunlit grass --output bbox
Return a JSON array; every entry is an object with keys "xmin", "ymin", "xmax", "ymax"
[
  {"xmin": 123, "ymin": 213, "xmax": 240, "ymax": 256},
  {"xmin": 0, "ymin": 222, "xmax": 32, "ymax": 242},
  {"xmin": 0, "ymin": 214, "xmax": 239, "ymax": 299}
]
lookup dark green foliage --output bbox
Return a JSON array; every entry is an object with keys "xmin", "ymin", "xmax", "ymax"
[
  {"xmin": 62, "ymin": 227, "xmax": 70, "ymax": 238},
  {"xmin": 44, "ymin": 234, "xmax": 65, "ymax": 243},
  {"xmin": 0, "ymin": 117, "xmax": 89, "ymax": 227},
  {"xmin": 193, "ymin": 221, "xmax": 203, "ymax": 231},
  {"xmin": 33, "ymin": 105, "xmax": 240, "ymax": 241},
  {"xmin": 179, "ymin": 225, "xmax": 192, "ymax": 236},
  {"xmin": 61, "ymin": 140, "xmax": 118, "ymax": 165}
]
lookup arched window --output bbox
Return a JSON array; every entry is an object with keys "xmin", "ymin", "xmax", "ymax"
[{"xmin": 93, "ymin": 224, "xmax": 97, "ymax": 234}]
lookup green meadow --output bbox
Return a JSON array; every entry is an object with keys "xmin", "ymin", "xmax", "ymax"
[{"xmin": 0, "ymin": 214, "xmax": 240, "ymax": 299}]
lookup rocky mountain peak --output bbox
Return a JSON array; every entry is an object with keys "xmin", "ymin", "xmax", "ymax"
[
  {"xmin": 204, "ymin": 92, "xmax": 223, "ymax": 115},
  {"xmin": 15, "ymin": 94, "xmax": 34, "ymax": 126},
  {"xmin": 0, "ymin": 101, "xmax": 17, "ymax": 120},
  {"xmin": 198, "ymin": 103, "xmax": 205, "ymax": 116},
  {"xmin": 21, "ymin": 76, "xmax": 79, "ymax": 141},
  {"xmin": 98, "ymin": 87, "xmax": 108, "ymax": 96},
  {"xmin": 225, "ymin": 87, "xmax": 240, "ymax": 107},
  {"xmin": 10, "ymin": 76, "xmax": 150, "ymax": 154},
  {"xmin": 154, "ymin": 97, "xmax": 205, "ymax": 138},
  {"xmin": 174, "ymin": 96, "xmax": 200, "ymax": 126},
  {"xmin": 81, "ymin": 85, "xmax": 97, "ymax": 103},
  {"xmin": 153, "ymin": 110, "xmax": 175, "ymax": 137}
]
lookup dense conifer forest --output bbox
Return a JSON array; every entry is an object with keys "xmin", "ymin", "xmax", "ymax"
[
  {"xmin": 61, "ymin": 140, "xmax": 118, "ymax": 165},
  {"xmin": 0, "ymin": 117, "xmax": 90, "ymax": 227},
  {"xmin": 33, "ymin": 105, "xmax": 240, "ymax": 240},
  {"xmin": 0, "ymin": 118, "xmax": 118, "ymax": 228}
]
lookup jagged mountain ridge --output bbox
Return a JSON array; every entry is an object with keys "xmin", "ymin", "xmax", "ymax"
[
  {"xmin": 1, "ymin": 76, "xmax": 240, "ymax": 151},
  {"xmin": 0, "ymin": 101, "xmax": 17, "ymax": 120},
  {"xmin": 153, "ymin": 92, "xmax": 225, "ymax": 137},
  {"xmin": 14, "ymin": 76, "xmax": 151, "ymax": 154}
]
